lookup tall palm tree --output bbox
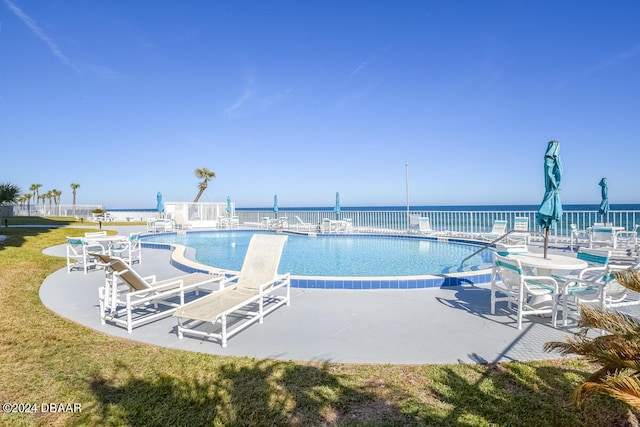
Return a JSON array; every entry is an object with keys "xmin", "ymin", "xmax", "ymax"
[
  {"xmin": 52, "ymin": 189, "xmax": 62, "ymax": 215},
  {"xmin": 545, "ymin": 269, "xmax": 640, "ymax": 423},
  {"xmin": 45, "ymin": 191, "xmax": 53, "ymax": 215},
  {"xmin": 30, "ymin": 183, "xmax": 42, "ymax": 210},
  {"xmin": 25, "ymin": 193, "xmax": 32, "ymax": 215},
  {"xmin": 193, "ymin": 167, "xmax": 216, "ymax": 203},
  {"xmin": 70, "ymin": 183, "xmax": 80, "ymax": 216}
]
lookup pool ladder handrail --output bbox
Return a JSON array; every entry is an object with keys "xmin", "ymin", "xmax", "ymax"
[{"xmin": 460, "ymin": 230, "xmax": 544, "ymax": 266}]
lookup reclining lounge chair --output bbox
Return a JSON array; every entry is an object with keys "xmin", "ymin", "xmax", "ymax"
[
  {"xmin": 94, "ymin": 253, "xmax": 223, "ymax": 333},
  {"xmin": 174, "ymin": 234, "xmax": 290, "ymax": 347}
]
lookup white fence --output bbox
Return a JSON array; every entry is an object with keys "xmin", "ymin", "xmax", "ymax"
[
  {"xmin": 7, "ymin": 202, "xmax": 640, "ymax": 238},
  {"xmin": 236, "ymin": 209, "xmax": 640, "ymax": 239},
  {"xmin": 11, "ymin": 204, "xmax": 103, "ymax": 218}
]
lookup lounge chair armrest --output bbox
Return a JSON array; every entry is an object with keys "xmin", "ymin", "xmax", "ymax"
[
  {"xmin": 258, "ymin": 273, "xmax": 290, "ymax": 293},
  {"xmin": 220, "ymin": 275, "xmax": 239, "ymax": 288},
  {"xmin": 141, "ymin": 274, "xmax": 157, "ymax": 283}
]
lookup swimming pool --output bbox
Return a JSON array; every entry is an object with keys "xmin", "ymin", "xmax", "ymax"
[{"xmin": 142, "ymin": 231, "xmax": 494, "ymax": 289}]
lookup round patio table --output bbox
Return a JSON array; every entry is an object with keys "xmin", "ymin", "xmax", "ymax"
[
  {"xmin": 508, "ymin": 252, "xmax": 588, "ymax": 276},
  {"xmin": 507, "ymin": 253, "xmax": 589, "ymax": 310}
]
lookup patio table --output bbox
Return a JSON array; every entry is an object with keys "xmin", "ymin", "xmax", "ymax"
[{"xmin": 507, "ymin": 252, "xmax": 588, "ymax": 310}]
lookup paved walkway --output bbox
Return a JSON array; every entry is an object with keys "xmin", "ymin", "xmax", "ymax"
[{"xmin": 38, "ymin": 226, "xmax": 609, "ymax": 365}]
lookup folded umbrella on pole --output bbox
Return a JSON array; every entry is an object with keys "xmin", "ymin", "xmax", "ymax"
[
  {"xmin": 536, "ymin": 141, "xmax": 563, "ymax": 259},
  {"xmin": 599, "ymin": 177, "xmax": 609, "ymax": 224}
]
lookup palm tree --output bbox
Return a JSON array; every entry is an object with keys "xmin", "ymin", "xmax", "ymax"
[
  {"xmin": 193, "ymin": 167, "xmax": 216, "ymax": 203},
  {"xmin": 25, "ymin": 193, "xmax": 32, "ymax": 215},
  {"xmin": 29, "ymin": 183, "xmax": 42, "ymax": 207},
  {"xmin": 70, "ymin": 183, "xmax": 80, "ymax": 216},
  {"xmin": 45, "ymin": 191, "xmax": 53, "ymax": 215},
  {"xmin": 0, "ymin": 183, "xmax": 21, "ymax": 222},
  {"xmin": 545, "ymin": 269, "xmax": 640, "ymax": 423},
  {"xmin": 52, "ymin": 189, "xmax": 62, "ymax": 215}
]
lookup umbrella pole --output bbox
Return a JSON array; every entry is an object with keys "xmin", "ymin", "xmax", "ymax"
[{"xmin": 543, "ymin": 227, "xmax": 549, "ymax": 259}]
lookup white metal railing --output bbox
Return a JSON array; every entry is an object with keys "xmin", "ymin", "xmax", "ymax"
[
  {"xmin": 236, "ymin": 209, "xmax": 640, "ymax": 239},
  {"xmin": 11, "ymin": 204, "xmax": 103, "ymax": 218}
]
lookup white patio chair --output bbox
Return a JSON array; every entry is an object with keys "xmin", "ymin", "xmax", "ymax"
[
  {"xmin": 569, "ymin": 224, "xmax": 590, "ymax": 251},
  {"xmin": 589, "ymin": 226, "xmax": 615, "ymax": 248},
  {"xmin": 94, "ymin": 253, "xmax": 222, "ymax": 333},
  {"xmin": 294, "ymin": 216, "xmax": 315, "ymax": 232},
  {"xmin": 552, "ymin": 248, "xmax": 611, "ymax": 325},
  {"xmin": 66, "ymin": 237, "xmax": 105, "ymax": 274},
  {"xmin": 481, "ymin": 220, "xmax": 508, "ymax": 241},
  {"xmin": 490, "ymin": 253, "xmax": 560, "ymax": 329},
  {"xmin": 418, "ymin": 217, "xmax": 435, "ymax": 235},
  {"xmin": 109, "ymin": 232, "xmax": 142, "ymax": 265},
  {"xmin": 614, "ymin": 224, "xmax": 639, "ymax": 251},
  {"xmin": 174, "ymin": 234, "xmax": 290, "ymax": 347},
  {"xmin": 507, "ymin": 217, "xmax": 530, "ymax": 244}
]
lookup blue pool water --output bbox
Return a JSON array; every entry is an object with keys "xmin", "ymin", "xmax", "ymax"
[{"xmin": 142, "ymin": 231, "xmax": 493, "ymax": 277}]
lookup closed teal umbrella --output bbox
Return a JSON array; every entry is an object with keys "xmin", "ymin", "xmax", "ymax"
[
  {"xmin": 273, "ymin": 194, "xmax": 278, "ymax": 218},
  {"xmin": 598, "ymin": 177, "xmax": 609, "ymax": 224},
  {"xmin": 333, "ymin": 192, "xmax": 341, "ymax": 218},
  {"xmin": 156, "ymin": 192, "xmax": 164, "ymax": 214},
  {"xmin": 226, "ymin": 196, "xmax": 232, "ymax": 217},
  {"xmin": 536, "ymin": 141, "xmax": 563, "ymax": 258}
]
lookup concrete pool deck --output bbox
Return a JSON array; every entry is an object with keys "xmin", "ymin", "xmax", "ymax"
[{"xmin": 38, "ymin": 225, "xmax": 627, "ymax": 365}]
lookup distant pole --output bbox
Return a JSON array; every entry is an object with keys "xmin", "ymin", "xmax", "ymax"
[{"xmin": 405, "ymin": 161, "xmax": 410, "ymax": 231}]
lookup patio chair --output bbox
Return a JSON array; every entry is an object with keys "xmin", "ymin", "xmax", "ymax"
[
  {"xmin": 66, "ymin": 237, "xmax": 105, "ymax": 274},
  {"xmin": 94, "ymin": 253, "xmax": 223, "ymax": 333},
  {"xmin": 174, "ymin": 213, "xmax": 192, "ymax": 230},
  {"xmin": 507, "ymin": 217, "xmax": 530, "ymax": 244},
  {"xmin": 418, "ymin": 217, "xmax": 435, "ymax": 235},
  {"xmin": 560, "ymin": 258, "xmax": 640, "ymax": 325},
  {"xmin": 589, "ymin": 226, "xmax": 615, "ymax": 248},
  {"xmin": 109, "ymin": 232, "xmax": 142, "ymax": 265},
  {"xmin": 614, "ymin": 224, "xmax": 639, "ymax": 251},
  {"xmin": 481, "ymin": 220, "xmax": 508, "ymax": 241},
  {"xmin": 569, "ymin": 223, "xmax": 590, "ymax": 251},
  {"xmin": 294, "ymin": 216, "xmax": 315, "ymax": 232},
  {"xmin": 552, "ymin": 248, "xmax": 611, "ymax": 325},
  {"xmin": 174, "ymin": 234, "xmax": 290, "ymax": 348},
  {"xmin": 490, "ymin": 253, "xmax": 560, "ymax": 329}
]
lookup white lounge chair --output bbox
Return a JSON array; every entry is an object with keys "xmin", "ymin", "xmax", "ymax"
[
  {"xmin": 174, "ymin": 234, "xmax": 290, "ymax": 347},
  {"xmin": 174, "ymin": 213, "xmax": 192, "ymax": 230},
  {"xmin": 491, "ymin": 253, "xmax": 560, "ymax": 329},
  {"xmin": 66, "ymin": 237, "xmax": 105, "ymax": 274},
  {"xmin": 481, "ymin": 220, "xmax": 508, "ymax": 241},
  {"xmin": 294, "ymin": 216, "xmax": 315, "ymax": 232},
  {"xmin": 94, "ymin": 253, "xmax": 222, "ymax": 333},
  {"xmin": 109, "ymin": 232, "xmax": 142, "ymax": 265},
  {"xmin": 418, "ymin": 217, "xmax": 435, "ymax": 235}
]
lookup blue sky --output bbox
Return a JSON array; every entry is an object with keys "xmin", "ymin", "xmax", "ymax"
[{"xmin": 2, "ymin": 1, "xmax": 639, "ymax": 209}]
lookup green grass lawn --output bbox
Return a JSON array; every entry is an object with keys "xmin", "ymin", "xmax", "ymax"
[{"xmin": 0, "ymin": 218, "xmax": 635, "ymax": 426}]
